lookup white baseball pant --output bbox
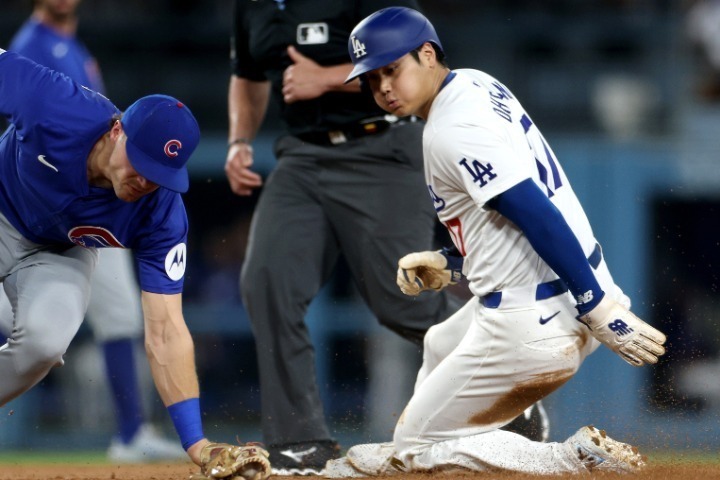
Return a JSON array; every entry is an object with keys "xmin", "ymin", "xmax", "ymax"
[{"xmin": 390, "ymin": 256, "xmax": 625, "ymax": 474}]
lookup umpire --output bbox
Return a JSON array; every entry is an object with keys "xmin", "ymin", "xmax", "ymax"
[{"xmin": 225, "ymin": 0, "xmax": 544, "ymax": 475}]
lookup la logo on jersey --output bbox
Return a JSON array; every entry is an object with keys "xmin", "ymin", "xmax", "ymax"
[
  {"xmin": 165, "ymin": 243, "xmax": 186, "ymax": 281},
  {"xmin": 164, "ymin": 140, "xmax": 182, "ymax": 158},
  {"xmin": 459, "ymin": 158, "xmax": 497, "ymax": 187},
  {"xmin": 68, "ymin": 226, "xmax": 125, "ymax": 248},
  {"xmin": 351, "ymin": 36, "xmax": 367, "ymax": 58}
]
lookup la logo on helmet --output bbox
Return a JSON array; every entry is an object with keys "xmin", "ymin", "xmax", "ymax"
[
  {"xmin": 164, "ymin": 139, "xmax": 182, "ymax": 158},
  {"xmin": 351, "ymin": 36, "xmax": 366, "ymax": 58}
]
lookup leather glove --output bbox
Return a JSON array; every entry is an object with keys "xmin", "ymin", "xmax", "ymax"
[
  {"xmin": 578, "ymin": 295, "xmax": 667, "ymax": 367},
  {"xmin": 189, "ymin": 442, "xmax": 270, "ymax": 480}
]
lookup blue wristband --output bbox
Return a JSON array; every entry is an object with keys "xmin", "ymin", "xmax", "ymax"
[
  {"xmin": 439, "ymin": 247, "xmax": 464, "ymax": 282},
  {"xmin": 167, "ymin": 398, "xmax": 205, "ymax": 451}
]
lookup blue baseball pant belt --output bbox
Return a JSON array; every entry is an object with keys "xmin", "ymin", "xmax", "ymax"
[{"xmin": 481, "ymin": 243, "xmax": 603, "ymax": 309}]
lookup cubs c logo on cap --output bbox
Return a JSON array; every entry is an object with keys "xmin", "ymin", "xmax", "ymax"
[
  {"xmin": 121, "ymin": 94, "xmax": 199, "ymax": 193},
  {"xmin": 164, "ymin": 139, "xmax": 182, "ymax": 158}
]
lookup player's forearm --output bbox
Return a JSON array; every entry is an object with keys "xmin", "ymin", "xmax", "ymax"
[
  {"xmin": 228, "ymin": 75, "xmax": 270, "ymax": 144},
  {"xmin": 145, "ymin": 326, "xmax": 198, "ymax": 403},
  {"xmin": 142, "ymin": 292, "xmax": 199, "ymax": 404},
  {"xmin": 488, "ymin": 178, "xmax": 603, "ymax": 313},
  {"xmin": 142, "ymin": 291, "xmax": 206, "ymax": 455}
]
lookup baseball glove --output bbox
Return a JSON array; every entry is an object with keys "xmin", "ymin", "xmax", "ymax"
[{"xmin": 188, "ymin": 442, "xmax": 271, "ymax": 480}]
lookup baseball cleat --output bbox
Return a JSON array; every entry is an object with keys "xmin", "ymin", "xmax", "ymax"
[
  {"xmin": 107, "ymin": 423, "xmax": 186, "ymax": 463},
  {"xmin": 322, "ymin": 457, "xmax": 367, "ymax": 478},
  {"xmin": 268, "ymin": 440, "xmax": 341, "ymax": 476},
  {"xmin": 323, "ymin": 442, "xmax": 404, "ymax": 478},
  {"xmin": 503, "ymin": 400, "xmax": 550, "ymax": 442},
  {"xmin": 345, "ymin": 442, "xmax": 404, "ymax": 476},
  {"xmin": 567, "ymin": 425, "xmax": 647, "ymax": 473}
]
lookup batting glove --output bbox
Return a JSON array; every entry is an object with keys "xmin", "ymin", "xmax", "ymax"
[
  {"xmin": 396, "ymin": 250, "xmax": 462, "ymax": 296},
  {"xmin": 578, "ymin": 295, "xmax": 667, "ymax": 367}
]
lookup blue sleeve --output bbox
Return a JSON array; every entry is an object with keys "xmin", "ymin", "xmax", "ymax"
[
  {"xmin": 487, "ymin": 178, "xmax": 603, "ymax": 313},
  {"xmin": 132, "ymin": 194, "xmax": 188, "ymax": 295},
  {"xmin": 0, "ymin": 50, "xmax": 114, "ymax": 135},
  {"xmin": 0, "ymin": 51, "xmax": 44, "ymax": 124}
]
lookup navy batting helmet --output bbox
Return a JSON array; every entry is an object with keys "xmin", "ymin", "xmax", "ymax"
[{"xmin": 345, "ymin": 7, "xmax": 443, "ymax": 83}]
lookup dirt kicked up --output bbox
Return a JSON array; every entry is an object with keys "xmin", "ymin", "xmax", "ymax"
[{"xmin": 0, "ymin": 463, "xmax": 719, "ymax": 480}]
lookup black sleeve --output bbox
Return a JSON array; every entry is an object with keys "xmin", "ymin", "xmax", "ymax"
[{"xmin": 230, "ymin": 0, "xmax": 266, "ymax": 81}]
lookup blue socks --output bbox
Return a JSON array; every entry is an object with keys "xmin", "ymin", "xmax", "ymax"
[{"xmin": 102, "ymin": 338, "xmax": 143, "ymax": 444}]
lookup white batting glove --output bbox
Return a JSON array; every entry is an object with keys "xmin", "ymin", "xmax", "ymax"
[
  {"xmin": 578, "ymin": 295, "xmax": 667, "ymax": 367},
  {"xmin": 396, "ymin": 251, "xmax": 460, "ymax": 296}
]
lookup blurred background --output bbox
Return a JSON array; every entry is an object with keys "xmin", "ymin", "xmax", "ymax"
[{"xmin": 2, "ymin": 0, "xmax": 720, "ymax": 455}]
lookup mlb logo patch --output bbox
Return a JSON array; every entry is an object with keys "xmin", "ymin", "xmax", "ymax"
[{"xmin": 297, "ymin": 23, "xmax": 329, "ymax": 44}]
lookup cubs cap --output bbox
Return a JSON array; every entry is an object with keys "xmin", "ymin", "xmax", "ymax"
[
  {"xmin": 121, "ymin": 94, "xmax": 200, "ymax": 193},
  {"xmin": 346, "ymin": 7, "xmax": 443, "ymax": 83}
]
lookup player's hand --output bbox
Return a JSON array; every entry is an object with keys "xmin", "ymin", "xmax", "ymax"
[
  {"xmin": 282, "ymin": 46, "xmax": 328, "ymax": 103},
  {"xmin": 225, "ymin": 142, "xmax": 263, "ymax": 196},
  {"xmin": 578, "ymin": 295, "xmax": 666, "ymax": 367},
  {"xmin": 396, "ymin": 251, "xmax": 457, "ymax": 296}
]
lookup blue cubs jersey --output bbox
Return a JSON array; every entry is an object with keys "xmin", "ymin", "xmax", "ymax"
[
  {"xmin": 10, "ymin": 18, "xmax": 105, "ymax": 94},
  {"xmin": 0, "ymin": 50, "xmax": 188, "ymax": 294}
]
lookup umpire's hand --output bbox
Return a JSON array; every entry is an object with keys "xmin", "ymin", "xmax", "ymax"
[
  {"xmin": 283, "ymin": 46, "xmax": 327, "ymax": 103},
  {"xmin": 225, "ymin": 141, "xmax": 263, "ymax": 196}
]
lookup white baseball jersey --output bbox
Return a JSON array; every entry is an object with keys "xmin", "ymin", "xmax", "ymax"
[
  {"xmin": 326, "ymin": 72, "xmax": 632, "ymax": 477},
  {"xmin": 423, "ymin": 69, "xmax": 599, "ymax": 298},
  {"xmin": 386, "ymin": 69, "xmax": 622, "ymax": 474}
]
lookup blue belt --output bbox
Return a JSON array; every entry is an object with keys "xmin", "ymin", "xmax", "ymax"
[{"xmin": 481, "ymin": 243, "xmax": 603, "ymax": 309}]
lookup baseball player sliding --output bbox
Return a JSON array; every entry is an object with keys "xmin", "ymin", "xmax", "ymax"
[
  {"xmin": 0, "ymin": 49, "xmax": 270, "ymax": 479},
  {"xmin": 323, "ymin": 7, "xmax": 667, "ymax": 476}
]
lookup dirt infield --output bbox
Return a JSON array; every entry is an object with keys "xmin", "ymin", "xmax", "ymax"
[{"xmin": 0, "ymin": 463, "xmax": 718, "ymax": 480}]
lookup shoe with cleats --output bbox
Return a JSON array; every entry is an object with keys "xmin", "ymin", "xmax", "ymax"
[
  {"xmin": 269, "ymin": 440, "xmax": 341, "ymax": 476},
  {"xmin": 567, "ymin": 425, "xmax": 647, "ymax": 473},
  {"xmin": 107, "ymin": 423, "xmax": 186, "ymax": 463}
]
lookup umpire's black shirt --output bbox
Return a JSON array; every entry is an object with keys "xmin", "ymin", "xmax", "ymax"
[{"xmin": 231, "ymin": 0, "xmax": 421, "ymax": 136}]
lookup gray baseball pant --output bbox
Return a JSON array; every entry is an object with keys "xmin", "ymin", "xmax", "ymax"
[
  {"xmin": 0, "ymin": 211, "xmax": 97, "ymax": 407},
  {"xmin": 240, "ymin": 121, "xmax": 462, "ymax": 445}
]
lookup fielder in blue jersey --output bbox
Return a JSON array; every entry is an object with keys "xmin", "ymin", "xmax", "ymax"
[
  {"xmin": 7, "ymin": 1, "xmax": 185, "ymax": 460},
  {"xmin": 0, "ymin": 48, "xmax": 271, "ymax": 475}
]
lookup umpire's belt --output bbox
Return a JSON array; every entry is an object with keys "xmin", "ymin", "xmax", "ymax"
[
  {"xmin": 481, "ymin": 243, "xmax": 603, "ymax": 309},
  {"xmin": 295, "ymin": 115, "xmax": 409, "ymax": 146}
]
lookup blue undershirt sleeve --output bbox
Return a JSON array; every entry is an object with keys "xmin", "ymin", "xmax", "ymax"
[{"xmin": 487, "ymin": 178, "xmax": 603, "ymax": 314}]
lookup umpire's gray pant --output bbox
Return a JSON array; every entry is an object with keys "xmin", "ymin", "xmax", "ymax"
[
  {"xmin": 0, "ymin": 211, "xmax": 97, "ymax": 406},
  {"xmin": 240, "ymin": 121, "xmax": 463, "ymax": 445}
]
